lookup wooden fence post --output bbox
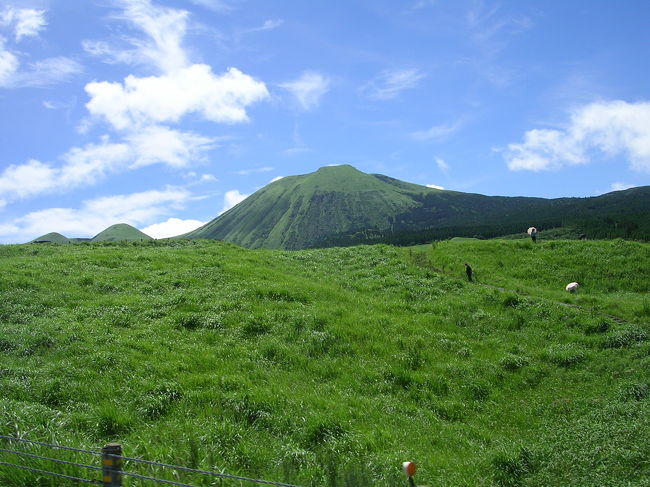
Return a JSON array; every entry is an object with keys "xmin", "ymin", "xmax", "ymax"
[{"xmin": 102, "ymin": 443, "xmax": 122, "ymax": 487}]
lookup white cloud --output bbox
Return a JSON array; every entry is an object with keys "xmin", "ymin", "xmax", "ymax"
[
  {"xmin": 610, "ymin": 182, "xmax": 636, "ymax": 192},
  {"xmin": 188, "ymin": 0, "xmax": 232, "ymax": 12},
  {"xmin": 221, "ymin": 189, "xmax": 248, "ymax": 213},
  {"xmin": 117, "ymin": 0, "xmax": 189, "ymax": 73},
  {"xmin": 412, "ymin": 120, "xmax": 462, "ymax": 141},
  {"xmin": 16, "ymin": 56, "xmax": 83, "ymax": 87},
  {"xmin": 141, "ymin": 217, "xmax": 205, "ymax": 238},
  {"xmin": 426, "ymin": 184, "xmax": 444, "ymax": 190},
  {"xmin": 0, "ymin": 36, "xmax": 82, "ymax": 88},
  {"xmin": 0, "ymin": 129, "xmax": 213, "ymax": 204},
  {"xmin": 280, "ymin": 71, "xmax": 330, "ymax": 111},
  {"xmin": 0, "ymin": 140, "xmax": 131, "ymax": 202},
  {"xmin": 365, "ymin": 68, "xmax": 425, "ymax": 100},
  {"xmin": 435, "ymin": 157, "xmax": 450, "ymax": 173},
  {"xmin": 0, "ymin": 43, "xmax": 18, "ymax": 86},
  {"xmin": 0, "ymin": 187, "xmax": 193, "ymax": 243},
  {"xmin": 242, "ymin": 19, "xmax": 284, "ymax": 34},
  {"xmin": 85, "ymin": 65, "xmax": 269, "ymax": 131},
  {"xmin": 127, "ymin": 125, "xmax": 215, "ymax": 168},
  {"xmin": 270, "ymin": 176, "xmax": 284, "ymax": 183},
  {"xmin": 235, "ymin": 166, "xmax": 273, "ymax": 175},
  {"xmin": 1, "ymin": 7, "xmax": 47, "ymax": 41},
  {"xmin": 0, "ymin": 159, "xmax": 57, "ymax": 199},
  {"xmin": 505, "ymin": 100, "xmax": 650, "ymax": 172}
]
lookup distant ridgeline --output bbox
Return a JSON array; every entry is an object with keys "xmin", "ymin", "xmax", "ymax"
[
  {"xmin": 31, "ymin": 223, "xmax": 153, "ymax": 244},
  {"xmin": 183, "ymin": 165, "xmax": 650, "ymax": 249}
]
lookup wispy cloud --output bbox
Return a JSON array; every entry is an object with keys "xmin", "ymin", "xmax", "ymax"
[
  {"xmin": 435, "ymin": 157, "xmax": 450, "ymax": 173},
  {"xmin": 504, "ymin": 100, "xmax": 650, "ymax": 173},
  {"xmin": 364, "ymin": 68, "xmax": 425, "ymax": 100},
  {"xmin": 284, "ymin": 123, "xmax": 311, "ymax": 154},
  {"xmin": 235, "ymin": 166, "xmax": 274, "ymax": 175},
  {"xmin": 187, "ymin": 0, "xmax": 233, "ymax": 12},
  {"xmin": 280, "ymin": 71, "xmax": 330, "ymax": 111},
  {"xmin": 0, "ymin": 126, "xmax": 217, "ymax": 205},
  {"xmin": 411, "ymin": 119, "xmax": 462, "ymax": 141},
  {"xmin": 0, "ymin": 11, "xmax": 82, "ymax": 88},
  {"xmin": 1, "ymin": 7, "xmax": 47, "ymax": 41},
  {"xmin": 242, "ymin": 19, "xmax": 284, "ymax": 34},
  {"xmin": 116, "ymin": 0, "xmax": 190, "ymax": 73}
]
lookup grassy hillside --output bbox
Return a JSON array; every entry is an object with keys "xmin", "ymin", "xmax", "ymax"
[
  {"xmin": 423, "ymin": 239, "xmax": 650, "ymax": 323},
  {"xmin": 183, "ymin": 165, "xmax": 650, "ymax": 249},
  {"xmin": 92, "ymin": 223, "xmax": 153, "ymax": 242},
  {"xmin": 30, "ymin": 232, "xmax": 71, "ymax": 244},
  {"xmin": 0, "ymin": 240, "xmax": 649, "ymax": 486}
]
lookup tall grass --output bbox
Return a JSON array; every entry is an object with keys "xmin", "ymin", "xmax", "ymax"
[{"xmin": 0, "ymin": 240, "xmax": 648, "ymax": 486}]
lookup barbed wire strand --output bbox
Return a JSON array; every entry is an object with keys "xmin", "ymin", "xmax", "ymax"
[
  {"xmin": 0, "ymin": 435, "xmax": 100, "ymax": 456},
  {"xmin": 106, "ymin": 454, "xmax": 303, "ymax": 487},
  {"xmin": 0, "ymin": 460, "xmax": 101, "ymax": 485},
  {"xmin": 0, "ymin": 447, "xmax": 102, "ymax": 471}
]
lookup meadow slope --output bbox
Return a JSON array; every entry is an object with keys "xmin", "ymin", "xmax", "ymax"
[{"xmin": 0, "ymin": 240, "xmax": 648, "ymax": 486}]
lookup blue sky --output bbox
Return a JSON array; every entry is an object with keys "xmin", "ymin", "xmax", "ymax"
[{"xmin": 1, "ymin": 0, "xmax": 649, "ymax": 242}]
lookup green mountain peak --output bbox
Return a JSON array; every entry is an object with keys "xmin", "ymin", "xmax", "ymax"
[
  {"xmin": 92, "ymin": 223, "xmax": 153, "ymax": 242},
  {"xmin": 182, "ymin": 165, "xmax": 650, "ymax": 249}
]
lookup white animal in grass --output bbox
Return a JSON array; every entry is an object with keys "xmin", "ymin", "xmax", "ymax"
[{"xmin": 565, "ymin": 282, "xmax": 579, "ymax": 292}]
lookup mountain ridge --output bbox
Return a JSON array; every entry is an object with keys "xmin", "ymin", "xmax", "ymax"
[{"xmin": 183, "ymin": 165, "xmax": 650, "ymax": 249}]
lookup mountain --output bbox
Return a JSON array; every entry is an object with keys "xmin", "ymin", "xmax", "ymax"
[
  {"xmin": 31, "ymin": 232, "xmax": 71, "ymax": 244},
  {"xmin": 92, "ymin": 223, "xmax": 153, "ymax": 242},
  {"xmin": 183, "ymin": 165, "xmax": 650, "ymax": 249}
]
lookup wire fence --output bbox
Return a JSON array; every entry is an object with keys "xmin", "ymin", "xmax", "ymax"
[{"xmin": 0, "ymin": 435, "xmax": 306, "ymax": 487}]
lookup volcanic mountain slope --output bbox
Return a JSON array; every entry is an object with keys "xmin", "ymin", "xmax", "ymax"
[
  {"xmin": 92, "ymin": 223, "xmax": 153, "ymax": 242},
  {"xmin": 183, "ymin": 165, "xmax": 650, "ymax": 249},
  {"xmin": 31, "ymin": 232, "xmax": 71, "ymax": 244}
]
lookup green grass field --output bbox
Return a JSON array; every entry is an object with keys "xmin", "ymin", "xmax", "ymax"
[{"xmin": 0, "ymin": 239, "xmax": 648, "ymax": 486}]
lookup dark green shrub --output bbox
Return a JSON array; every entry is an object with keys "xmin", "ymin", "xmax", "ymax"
[
  {"xmin": 491, "ymin": 446, "xmax": 534, "ymax": 487},
  {"xmin": 604, "ymin": 325, "xmax": 648, "ymax": 348},
  {"xmin": 544, "ymin": 344, "xmax": 586, "ymax": 367},
  {"xmin": 618, "ymin": 382, "xmax": 649, "ymax": 401},
  {"xmin": 500, "ymin": 354, "xmax": 529, "ymax": 371}
]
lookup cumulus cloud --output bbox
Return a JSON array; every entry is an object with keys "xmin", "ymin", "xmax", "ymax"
[
  {"xmin": 505, "ymin": 100, "xmax": 650, "ymax": 172},
  {"xmin": 610, "ymin": 182, "xmax": 636, "ymax": 192},
  {"xmin": 0, "ymin": 128, "xmax": 214, "ymax": 204},
  {"xmin": 0, "ymin": 187, "xmax": 192, "ymax": 243},
  {"xmin": 1, "ymin": 7, "xmax": 47, "ymax": 41},
  {"xmin": 141, "ymin": 217, "xmax": 205, "ymax": 238},
  {"xmin": 221, "ymin": 189, "xmax": 248, "ymax": 213},
  {"xmin": 0, "ymin": 141, "xmax": 130, "ymax": 201},
  {"xmin": 126, "ymin": 125, "xmax": 215, "ymax": 168},
  {"xmin": 280, "ymin": 71, "xmax": 330, "ymax": 111},
  {"xmin": 365, "ymin": 68, "xmax": 425, "ymax": 100},
  {"xmin": 426, "ymin": 184, "xmax": 444, "ymax": 190},
  {"xmin": 86, "ymin": 65, "xmax": 268, "ymax": 131}
]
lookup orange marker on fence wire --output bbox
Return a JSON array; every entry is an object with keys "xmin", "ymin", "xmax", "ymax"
[{"xmin": 402, "ymin": 461, "xmax": 416, "ymax": 487}]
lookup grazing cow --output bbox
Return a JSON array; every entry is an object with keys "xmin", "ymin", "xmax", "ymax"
[{"xmin": 565, "ymin": 282, "xmax": 579, "ymax": 292}]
